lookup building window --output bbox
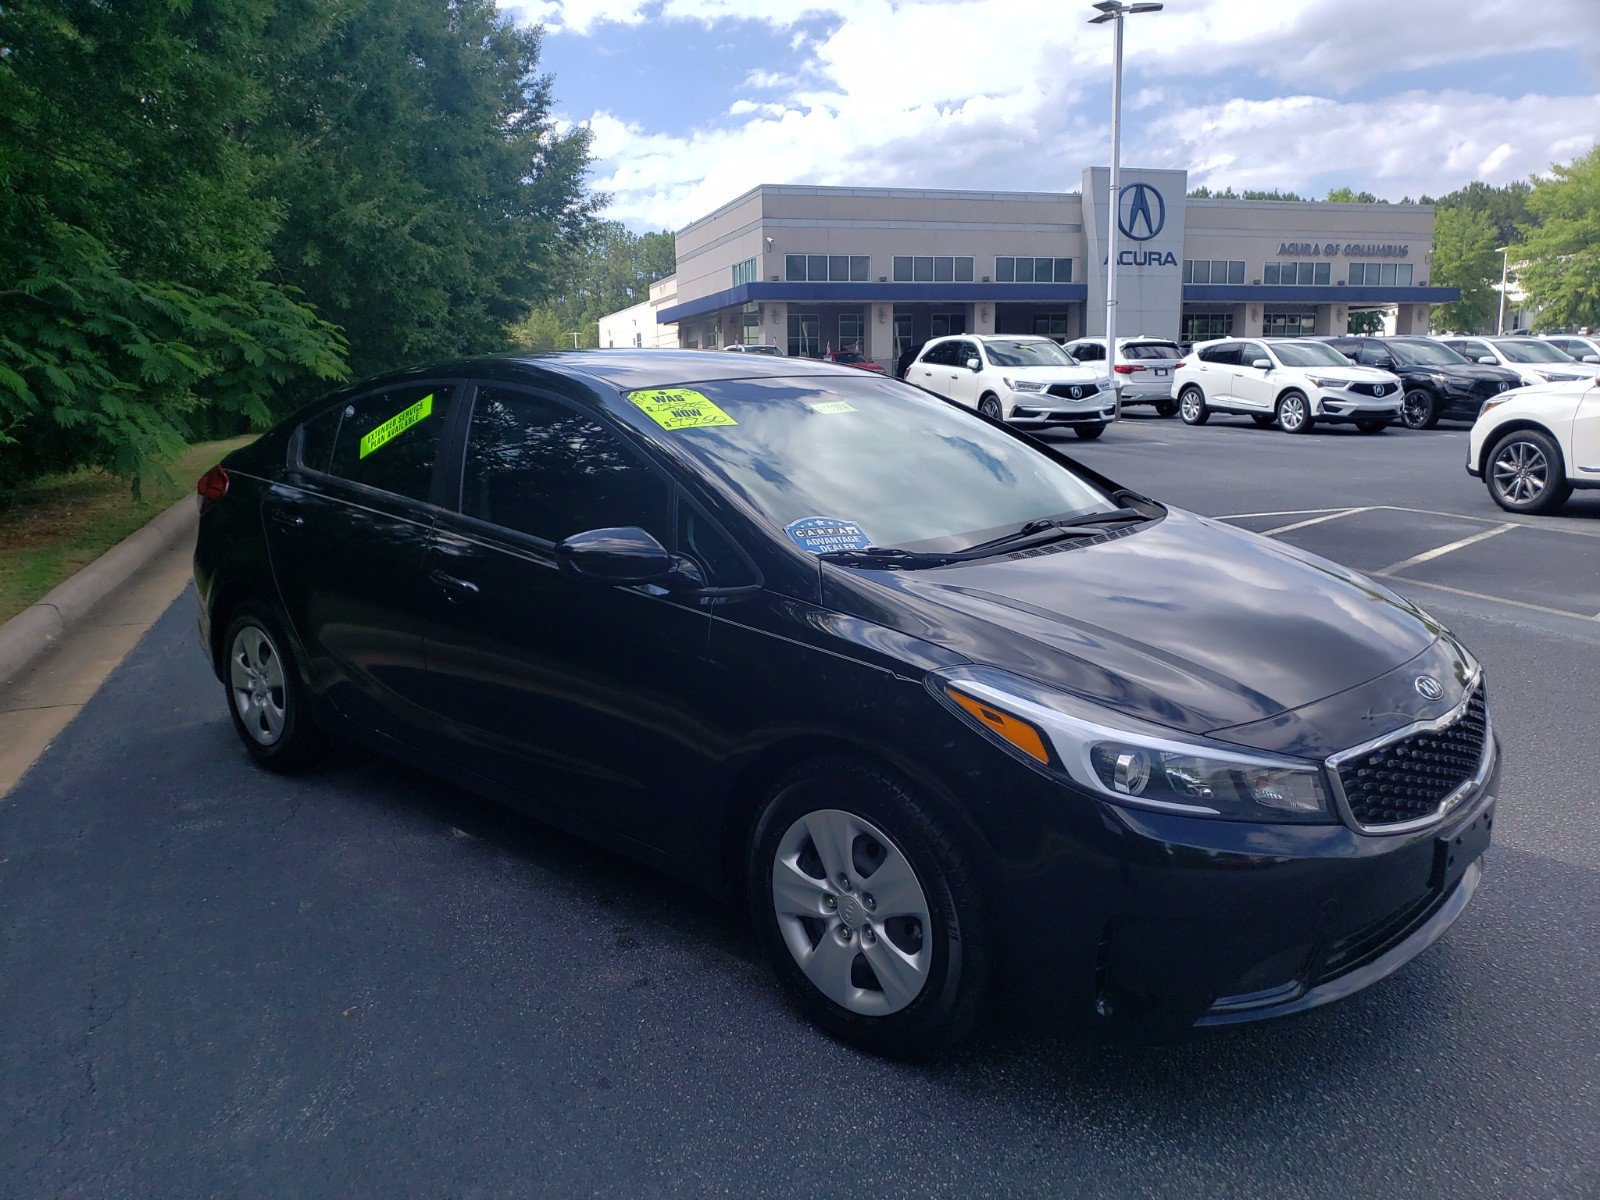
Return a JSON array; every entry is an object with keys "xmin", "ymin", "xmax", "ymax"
[
  {"xmin": 1182, "ymin": 260, "xmax": 1246, "ymax": 285},
  {"xmin": 1263, "ymin": 261, "xmax": 1331, "ymax": 286},
  {"xmin": 1032, "ymin": 313, "xmax": 1070, "ymax": 342},
  {"xmin": 1181, "ymin": 312, "xmax": 1235, "ymax": 341},
  {"xmin": 787, "ymin": 313, "xmax": 820, "ymax": 357},
  {"xmin": 892, "ymin": 256, "xmax": 975, "ymax": 283},
  {"xmin": 741, "ymin": 310, "xmax": 761, "ymax": 345},
  {"xmin": 996, "ymin": 257, "xmax": 1073, "ymax": 283},
  {"xmin": 893, "ymin": 312, "xmax": 914, "ymax": 364},
  {"xmin": 1349, "ymin": 262, "xmax": 1414, "ymax": 287},
  {"xmin": 838, "ymin": 313, "xmax": 865, "ymax": 353},
  {"xmin": 731, "ymin": 256, "xmax": 758, "ymax": 287},
  {"xmin": 633, "ymin": 333, "xmax": 642, "ymax": 348},
  {"xmin": 1263, "ymin": 312, "xmax": 1314, "ymax": 337},
  {"xmin": 784, "ymin": 254, "xmax": 871, "ymax": 282}
]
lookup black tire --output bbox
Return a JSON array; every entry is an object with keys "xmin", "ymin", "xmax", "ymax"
[
  {"xmin": 1355, "ymin": 419, "xmax": 1390, "ymax": 434},
  {"xmin": 1400, "ymin": 387, "xmax": 1439, "ymax": 430},
  {"xmin": 1178, "ymin": 385, "xmax": 1209, "ymax": 425},
  {"xmin": 747, "ymin": 759, "xmax": 989, "ymax": 1059},
  {"xmin": 1486, "ymin": 428, "xmax": 1572, "ymax": 515},
  {"xmin": 1251, "ymin": 414, "xmax": 1276, "ymax": 428},
  {"xmin": 1154, "ymin": 399, "xmax": 1179, "ymax": 418},
  {"xmin": 222, "ymin": 602, "xmax": 321, "ymax": 771},
  {"xmin": 1074, "ymin": 423, "xmax": 1106, "ymax": 440},
  {"xmin": 1276, "ymin": 391, "xmax": 1315, "ymax": 434},
  {"xmin": 978, "ymin": 395, "xmax": 1003, "ymax": 421}
]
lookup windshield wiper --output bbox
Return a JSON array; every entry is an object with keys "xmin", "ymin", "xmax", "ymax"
[
  {"xmin": 960, "ymin": 506, "xmax": 1149, "ymax": 554},
  {"xmin": 816, "ymin": 546, "xmax": 963, "ymax": 569}
]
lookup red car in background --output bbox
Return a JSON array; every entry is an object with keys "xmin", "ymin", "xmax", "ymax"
[{"xmin": 823, "ymin": 350, "xmax": 886, "ymax": 374}]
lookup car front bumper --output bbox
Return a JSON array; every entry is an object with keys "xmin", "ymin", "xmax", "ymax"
[
  {"xmin": 1008, "ymin": 402, "xmax": 1118, "ymax": 428},
  {"xmin": 1311, "ymin": 392, "xmax": 1402, "ymax": 422}
]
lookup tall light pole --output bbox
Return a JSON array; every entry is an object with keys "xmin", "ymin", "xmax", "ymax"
[
  {"xmin": 1089, "ymin": 1, "xmax": 1162, "ymax": 403},
  {"xmin": 569, "ymin": 331, "xmax": 582, "ymax": 349},
  {"xmin": 1494, "ymin": 246, "xmax": 1510, "ymax": 335}
]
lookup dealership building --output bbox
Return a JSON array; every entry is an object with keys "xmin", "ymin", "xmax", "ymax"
[{"xmin": 597, "ymin": 166, "xmax": 1458, "ymax": 363}]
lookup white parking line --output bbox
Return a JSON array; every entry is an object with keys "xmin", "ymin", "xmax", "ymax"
[
  {"xmin": 1214, "ymin": 507, "xmax": 1348, "ymax": 521},
  {"xmin": 1380, "ymin": 576, "xmax": 1600, "ymax": 623},
  {"xmin": 1261, "ymin": 507, "xmax": 1373, "ymax": 535},
  {"xmin": 1375, "ymin": 524, "xmax": 1517, "ymax": 575}
]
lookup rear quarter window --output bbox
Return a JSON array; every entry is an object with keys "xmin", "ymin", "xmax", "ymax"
[{"xmin": 301, "ymin": 383, "xmax": 453, "ymax": 504}]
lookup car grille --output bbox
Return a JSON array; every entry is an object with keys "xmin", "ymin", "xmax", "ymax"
[
  {"xmin": 1348, "ymin": 381, "xmax": 1395, "ymax": 398},
  {"xmin": 1335, "ymin": 687, "xmax": 1487, "ymax": 829},
  {"xmin": 1311, "ymin": 887, "xmax": 1447, "ymax": 987},
  {"xmin": 1047, "ymin": 382, "xmax": 1101, "ymax": 400},
  {"xmin": 1472, "ymin": 378, "xmax": 1514, "ymax": 398}
]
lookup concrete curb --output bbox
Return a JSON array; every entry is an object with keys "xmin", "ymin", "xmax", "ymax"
[{"xmin": 0, "ymin": 497, "xmax": 198, "ymax": 689}]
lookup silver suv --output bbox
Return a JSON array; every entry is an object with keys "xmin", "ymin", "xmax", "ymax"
[{"xmin": 1062, "ymin": 336, "xmax": 1184, "ymax": 417}]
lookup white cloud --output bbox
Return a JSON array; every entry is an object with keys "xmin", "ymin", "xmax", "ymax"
[{"xmin": 525, "ymin": 0, "xmax": 1600, "ymax": 228}]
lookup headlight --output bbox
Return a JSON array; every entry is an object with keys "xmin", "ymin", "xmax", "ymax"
[
  {"xmin": 932, "ymin": 666, "xmax": 1334, "ymax": 823},
  {"xmin": 1306, "ymin": 375, "xmax": 1347, "ymax": 389},
  {"xmin": 1478, "ymin": 396, "xmax": 1512, "ymax": 415},
  {"xmin": 1005, "ymin": 378, "xmax": 1046, "ymax": 392}
]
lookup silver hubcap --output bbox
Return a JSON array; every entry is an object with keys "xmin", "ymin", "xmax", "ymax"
[
  {"xmin": 1181, "ymin": 391, "xmax": 1201, "ymax": 419},
  {"xmin": 1281, "ymin": 397, "xmax": 1306, "ymax": 429},
  {"xmin": 980, "ymin": 399, "xmax": 1001, "ymax": 419},
  {"xmin": 1493, "ymin": 440, "xmax": 1548, "ymax": 504},
  {"xmin": 229, "ymin": 624, "xmax": 287, "ymax": 745},
  {"xmin": 771, "ymin": 809, "xmax": 932, "ymax": 1016}
]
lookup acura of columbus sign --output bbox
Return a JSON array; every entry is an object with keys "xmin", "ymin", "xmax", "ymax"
[{"xmin": 1278, "ymin": 242, "xmax": 1410, "ymax": 257}]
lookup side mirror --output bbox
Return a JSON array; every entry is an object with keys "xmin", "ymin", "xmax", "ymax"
[
  {"xmin": 1583, "ymin": 354, "xmax": 1599, "ymax": 364},
  {"xmin": 966, "ymin": 357, "xmax": 982, "ymax": 372},
  {"xmin": 1251, "ymin": 358, "xmax": 1272, "ymax": 370},
  {"xmin": 556, "ymin": 526, "xmax": 672, "ymax": 586},
  {"xmin": 1477, "ymin": 356, "xmax": 1497, "ymax": 365}
]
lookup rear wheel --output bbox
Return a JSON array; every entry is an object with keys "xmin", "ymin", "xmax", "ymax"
[
  {"xmin": 1487, "ymin": 428, "xmax": 1572, "ymax": 514},
  {"xmin": 1179, "ymin": 386, "xmax": 1209, "ymax": 425},
  {"xmin": 1074, "ymin": 423, "xmax": 1106, "ymax": 440},
  {"xmin": 1154, "ymin": 399, "xmax": 1179, "ymax": 418},
  {"xmin": 748, "ymin": 760, "xmax": 989, "ymax": 1059},
  {"xmin": 1401, "ymin": 387, "xmax": 1439, "ymax": 430},
  {"xmin": 223, "ymin": 603, "xmax": 320, "ymax": 771},
  {"xmin": 1356, "ymin": 419, "xmax": 1390, "ymax": 434},
  {"xmin": 1277, "ymin": 391, "xmax": 1314, "ymax": 434},
  {"xmin": 978, "ymin": 395, "xmax": 1003, "ymax": 421}
]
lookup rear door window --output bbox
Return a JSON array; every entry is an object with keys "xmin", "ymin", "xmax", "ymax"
[
  {"xmin": 1073, "ymin": 341, "xmax": 1104, "ymax": 362},
  {"xmin": 305, "ymin": 383, "xmax": 453, "ymax": 504},
  {"xmin": 459, "ymin": 386, "xmax": 671, "ymax": 546},
  {"xmin": 1200, "ymin": 342, "xmax": 1241, "ymax": 366},
  {"xmin": 1121, "ymin": 341, "xmax": 1180, "ymax": 360}
]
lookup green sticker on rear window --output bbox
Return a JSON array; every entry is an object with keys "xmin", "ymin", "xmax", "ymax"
[
  {"xmin": 809, "ymin": 400, "xmax": 856, "ymax": 414},
  {"xmin": 627, "ymin": 388, "xmax": 738, "ymax": 431},
  {"xmin": 359, "ymin": 393, "xmax": 433, "ymax": 458}
]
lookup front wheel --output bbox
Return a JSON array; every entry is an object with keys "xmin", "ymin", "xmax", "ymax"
[
  {"xmin": 1356, "ymin": 419, "xmax": 1390, "ymax": 434},
  {"xmin": 1179, "ymin": 386, "xmax": 1209, "ymax": 425},
  {"xmin": 748, "ymin": 760, "xmax": 989, "ymax": 1059},
  {"xmin": 1277, "ymin": 391, "xmax": 1314, "ymax": 434},
  {"xmin": 1074, "ymin": 423, "xmax": 1106, "ymax": 440},
  {"xmin": 223, "ymin": 603, "xmax": 321, "ymax": 771},
  {"xmin": 1487, "ymin": 428, "xmax": 1572, "ymax": 514},
  {"xmin": 1400, "ymin": 388, "xmax": 1438, "ymax": 430},
  {"xmin": 1154, "ymin": 399, "xmax": 1179, "ymax": 418},
  {"xmin": 978, "ymin": 395, "xmax": 1003, "ymax": 421}
]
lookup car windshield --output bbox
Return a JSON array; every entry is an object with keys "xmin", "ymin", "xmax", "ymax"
[
  {"xmin": 1121, "ymin": 341, "xmax": 1181, "ymax": 360},
  {"xmin": 1389, "ymin": 340, "xmax": 1470, "ymax": 366},
  {"xmin": 982, "ymin": 340, "xmax": 1077, "ymax": 368},
  {"xmin": 631, "ymin": 375, "xmax": 1118, "ymax": 553},
  {"xmin": 1493, "ymin": 339, "xmax": 1575, "ymax": 363},
  {"xmin": 1270, "ymin": 341, "xmax": 1354, "ymax": 367}
]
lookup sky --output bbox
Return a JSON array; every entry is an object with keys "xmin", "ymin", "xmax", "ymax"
[{"xmin": 505, "ymin": 0, "xmax": 1600, "ymax": 233}]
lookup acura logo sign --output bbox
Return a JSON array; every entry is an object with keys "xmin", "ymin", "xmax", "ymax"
[
  {"xmin": 1118, "ymin": 183, "xmax": 1166, "ymax": 241},
  {"xmin": 1069, "ymin": 385, "xmax": 1083, "ymax": 398}
]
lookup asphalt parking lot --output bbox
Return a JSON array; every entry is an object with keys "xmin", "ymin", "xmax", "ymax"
[{"xmin": 3, "ymin": 412, "xmax": 1597, "ymax": 1197}]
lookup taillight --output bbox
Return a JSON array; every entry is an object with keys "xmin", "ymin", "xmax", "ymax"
[
  {"xmin": 1113, "ymin": 363, "xmax": 1146, "ymax": 374},
  {"xmin": 197, "ymin": 466, "xmax": 229, "ymax": 515},
  {"xmin": 1173, "ymin": 360, "xmax": 1187, "ymax": 369}
]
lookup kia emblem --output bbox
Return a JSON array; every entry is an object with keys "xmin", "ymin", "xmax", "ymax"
[{"xmin": 1414, "ymin": 675, "xmax": 1444, "ymax": 702}]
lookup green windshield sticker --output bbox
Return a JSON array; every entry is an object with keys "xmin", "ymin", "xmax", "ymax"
[
  {"xmin": 359, "ymin": 393, "xmax": 434, "ymax": 459},
  {"xmin": 809, "ymin": 400, "xmax": 856, "ymax": 414},
  {"xmin": 627, "ymin": 388, "xmax": 738, "ymax": 431}
]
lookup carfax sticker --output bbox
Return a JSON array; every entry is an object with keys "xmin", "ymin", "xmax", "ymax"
[
  {"xmin": 809, "ymin": 400, "xmax": 856, "ymax": 414},
  {"xmin": 359, "ymin": 393, "xmax": 433, "ymax": 459},
  {"xmin": 627, "ymin": 388, "xmax": 738, "ymax": 431},
  {"xmin": 785, "ymin": 516, "xmax": 871, "ymax": 554}
]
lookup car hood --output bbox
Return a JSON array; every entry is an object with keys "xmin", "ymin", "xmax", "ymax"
[
  {"xmin": 997, "ymin": 365, "xmax": 1109, "ymax": 386},
  {"xmin": 1415, "ymin": 362, "xmax": 1522, "ymax": 384},
  {"xmin": 1293, "ymin": 365, "xmax": 1396, "ymax": 384},
  {"xmin": 822, "ymin": 509, "xmax": 1436, "ymax": 737}
]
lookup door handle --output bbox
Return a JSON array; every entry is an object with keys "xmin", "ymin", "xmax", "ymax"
[
  {"xmin": 428, "ymin": 569, "xmax": 480, "ymax": 601},
  {"xmin": 269, "ymin": 505, "xmax": 304, "ymax": 529}
]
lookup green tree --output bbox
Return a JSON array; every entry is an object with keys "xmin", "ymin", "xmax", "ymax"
[
  {"xmin": 1511, "ymin": 145, "xmax": 1600, "ymax": 330},
  {"xmin": 1348, "ymin": 310, "xmax": 1385, "ymax": 334},
  {"xmin": 259, "ymin": 0, "xmax": 598, "ymax": 380},
  {"xmin": 1428, "ymin": 206, "xmax": 1500, "ymax": 333},
  {"xmin": 513, "ymin": 222, "xmax": 676, "ymax": 349},
  {"xmin": 1325, "ymin": 187, "xmax": 1381, "ymax": 203},
  {"xmin": 1426, "ymin": 179, "xmax": 1533, "ymax": 246}
]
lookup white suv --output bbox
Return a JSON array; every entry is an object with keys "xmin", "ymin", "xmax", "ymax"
[
  {"xmin": 1438, "ymin": 336, "xmax": 1599, "ymax": 386},
  {"xmin": 1171, "ymin": 338, "xmax": 1402, "ymax": 434},
  {"xmin": 1469, "ymin": 377, "xmax": 1600, "ymax": 513},
  {"xmin": 1061, "ymin": 336, "xmax": 1184, "ymax": 416},
  {"xmin": 1540, "ymin": 334, "xmax": 1600, "ymax": 365},
  {"xmin": 906, "ymin": 335, "xmax": 1115, "ymax": 439}
]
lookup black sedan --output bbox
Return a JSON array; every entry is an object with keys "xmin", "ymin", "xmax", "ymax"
[
  {"xmin": 194, "ymin": 351, "xmax": 1500, "ymax": 1056},
  {"xmin": 1320, "ymin": 335, "xmax": 1522, "ymax": 429}
]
